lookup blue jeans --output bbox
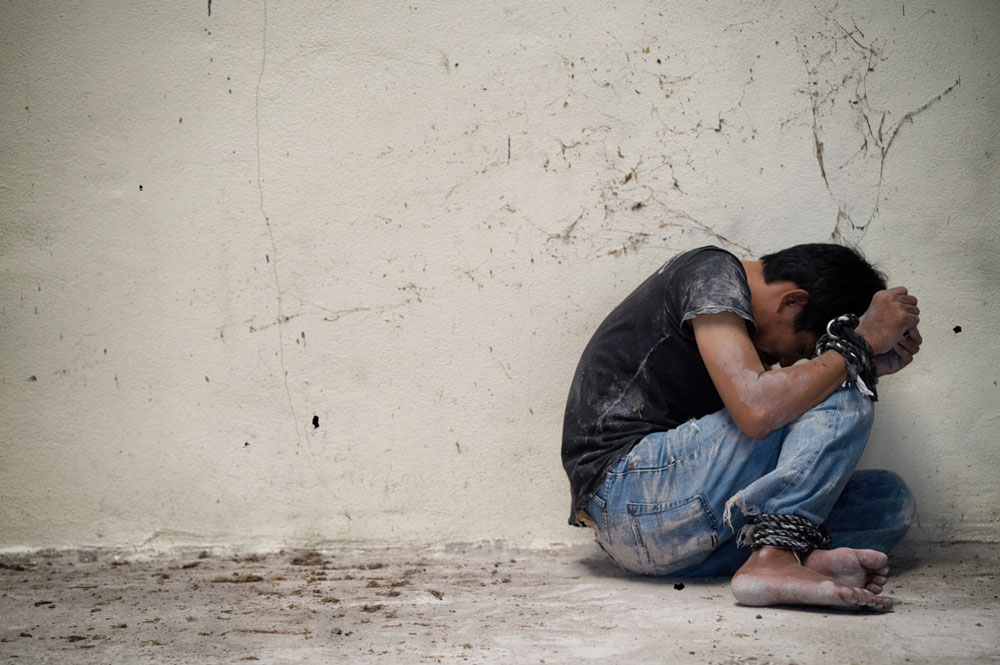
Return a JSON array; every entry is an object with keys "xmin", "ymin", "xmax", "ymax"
[{"xmin": 584, "ymin": 387, "xmax": 916, "ymax": 577}]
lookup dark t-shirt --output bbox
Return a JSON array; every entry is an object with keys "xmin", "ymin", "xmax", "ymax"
[{"xmin": 561, "ymin": 246, "xmax": 756, "ymax": 525}]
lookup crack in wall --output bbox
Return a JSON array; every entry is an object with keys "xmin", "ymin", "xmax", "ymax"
[
  {"xmin": 843, "ymin": 76, "xmax": 962, "ymax": 241},
  {"xmin": 796, "ymin": 13, "xmax": 961, "ymax": 244},
  {"xmin": 255, "ymin": 0, "xmax": 303, "ymax": 450},
  {"xmin": 875, "ymin": 78, "xmax": 961, "ymax": 180},
  {"xmin": 318, "ymin": 300, "xmax": 413, "ymax": 323},
  {"xmin": 249, "ymin": 1, "xmax": 343, "ymax": 503},
  {"xmin": 538, "ymin": 146, "xmax": 752, "ymax": 261}
]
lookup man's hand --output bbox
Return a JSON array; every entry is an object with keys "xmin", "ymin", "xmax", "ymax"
[
  {"xmin": 856, "ymin": 287, "xmax": 921, "ymax": 355},
  {"xmin": 874, "ymin": 327, "xmax": 922, "ymax": 376}
]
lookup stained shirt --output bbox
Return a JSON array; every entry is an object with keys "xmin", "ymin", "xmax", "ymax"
[{"xmin": 561, "ymin": 246, "xmax": 756, "ymax": 525}]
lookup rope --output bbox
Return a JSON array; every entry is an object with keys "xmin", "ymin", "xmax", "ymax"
[
  {"xmin": 737, "ymin": 514, "xmax": 832, "ymax": 553},
  {"xmin": 815, "ymin": 314, "xmax": 878, "ymax": 401}
]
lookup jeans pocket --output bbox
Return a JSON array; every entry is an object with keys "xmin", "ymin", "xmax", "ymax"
[{"xmin": 627, "ymin": 493, "xmax": 718, "ymax": 575}]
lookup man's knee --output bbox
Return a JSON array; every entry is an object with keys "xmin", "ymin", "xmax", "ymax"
[
  {"xmin": 852, "ymin": 469, "xmax": 916, "ymax": 527},
  {"xmin": 889, "ymin": 471, "xmax": 917, "ymax": 529},
  {"xmin": 819, "ymin": 386, "xmax": 875, "ymax": 431}
]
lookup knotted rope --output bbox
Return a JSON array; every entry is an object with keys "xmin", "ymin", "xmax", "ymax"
[
  {"xmin": 737, "ymin": 514, "xmax": 832, "ymax": 553},
  {"xmin": 815, "ymin": 313, "xmax": 878, "ymax": 401}
]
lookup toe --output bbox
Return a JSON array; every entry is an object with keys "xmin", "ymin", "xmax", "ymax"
[
  {"xmin": 852, "ymin": 587, "xmax": 892, "ymax": 611},
  {"xmin": 874, "ymin": 595, "xmax": 894, "ymax": 611},
  {"xmin": 862, "ymin": 590, "xmax": 893, "ymax": 611},
  {"xmin": 856, "ymin": 549, "xmax": 890, "ymax": 571},
  {"xmin": 836, "ymin": 586, "xmax": 861, "ymax": 605}
]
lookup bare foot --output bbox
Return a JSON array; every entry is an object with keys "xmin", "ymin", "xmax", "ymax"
[
  {"xmin": 802, "ymin": 547, "xmax": 889, "ymax": 594},
  {"xmin": 731, "ymin": 547, "xmax": 893, "ymax": 611}
]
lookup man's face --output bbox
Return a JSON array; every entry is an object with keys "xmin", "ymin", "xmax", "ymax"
[
  {"xmin": 749, "ymin": 283, "xmax": 818, "ymax": 368},
  {"xmin": 755, "ymin": 324, "xmax": 819, "ymax": 368}
]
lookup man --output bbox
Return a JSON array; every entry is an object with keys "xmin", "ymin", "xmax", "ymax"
[{"xmin": 562, "ymin": 244, "xmax": 921, "ymax": 610}]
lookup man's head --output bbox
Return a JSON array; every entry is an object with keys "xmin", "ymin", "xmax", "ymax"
[
  {"xmin": 751, "ymin": 243, "xmax": 887, "ymax": 367},
  {"xmin": 760, "ymin": 243, "xmax": 887, "ymax": 336}
]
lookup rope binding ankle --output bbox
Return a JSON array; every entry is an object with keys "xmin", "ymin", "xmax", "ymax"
[
  {"xmin": 815, "ymin": 313, "xmax": 878, "ymax": 401},
  {"xmin": 737, "ymin": 514, "xmax": 832, "ymax": 554}
]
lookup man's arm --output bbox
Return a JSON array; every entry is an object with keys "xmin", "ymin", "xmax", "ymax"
[
  {"xmin": 691, "ymin": 314, "xmax": 848, "ymax": 438},
  {"xmin": 692, "ymin": 287, "xmax": 921, "ymax": 439}
]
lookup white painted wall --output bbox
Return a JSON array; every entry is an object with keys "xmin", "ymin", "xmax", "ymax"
[{"xmin": 1, "ymin": 1, "xmax": 997, "ymax": 550}]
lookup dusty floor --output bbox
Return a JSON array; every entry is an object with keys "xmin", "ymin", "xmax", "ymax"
[{"xmin": 1, "ymin": 541, "xmax": 997, "ymax": 664}]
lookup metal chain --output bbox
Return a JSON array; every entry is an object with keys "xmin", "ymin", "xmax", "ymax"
[{"xmin": 815, "ymin": 313, "xmax": 878, "ymax": 401}]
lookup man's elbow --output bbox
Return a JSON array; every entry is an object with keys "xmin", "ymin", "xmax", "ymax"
[{"xmin": 732, "ymin": 408, "xmax": 780, "ymax": 440}]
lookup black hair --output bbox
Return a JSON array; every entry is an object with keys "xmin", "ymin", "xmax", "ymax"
[{"xmin": 760, "ymin": 243, "xmax": 887, "ymax": 336}]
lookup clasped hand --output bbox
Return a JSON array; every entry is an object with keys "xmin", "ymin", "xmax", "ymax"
[{"xmin": 856, "ymin": 287, "xmax": 922, "ymax": 376}]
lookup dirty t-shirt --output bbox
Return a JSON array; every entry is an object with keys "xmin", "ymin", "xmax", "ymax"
[{"xmin": 562, "ymin": 246, "xmax": 756, "ymax": 525}]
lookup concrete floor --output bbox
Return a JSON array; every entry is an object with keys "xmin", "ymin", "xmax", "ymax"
[{"xmin": 1, "ymin": 541, "xmax": 997, "ymax": 664}]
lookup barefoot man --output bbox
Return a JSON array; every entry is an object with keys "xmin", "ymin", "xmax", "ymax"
[{"xmin": 562, "ymin": 244, "xmax": 921, "ymax": 610}]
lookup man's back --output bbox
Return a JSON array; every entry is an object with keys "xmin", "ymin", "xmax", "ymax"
[{"xmin": 562, "ymin": 246, "xmax": 754, "ymax": 524}]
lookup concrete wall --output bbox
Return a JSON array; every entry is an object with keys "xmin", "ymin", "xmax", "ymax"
[{"xmin": 1, "ymin": 1, "xmax": 997, "ymax": 551}]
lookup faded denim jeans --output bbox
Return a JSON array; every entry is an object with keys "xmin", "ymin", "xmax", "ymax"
[{"xmin": 585, "ymin": 387, "xmax": 916, "ymax": 577}]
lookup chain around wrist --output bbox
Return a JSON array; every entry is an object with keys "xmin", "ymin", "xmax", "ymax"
[{"xmin": 815, "ymin": 314, "xmax": 878, "ymax": 401}]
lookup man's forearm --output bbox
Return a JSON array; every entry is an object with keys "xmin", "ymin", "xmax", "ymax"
[
  {"xmin": 694, "ymin": 313, "xmax": 850, "ymax": 439},
  {"xmin": 743, "ymin": 350, "xmax": 850, "ymax": 437}
]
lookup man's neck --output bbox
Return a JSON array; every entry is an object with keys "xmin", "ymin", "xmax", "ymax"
[
  {"xmin": 741, "ymin": 260, "xmax": 767, "ymax": 322},
  {"xmin": 741, "ymin": 260, "xmax": 764, "ymax": 288}
]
